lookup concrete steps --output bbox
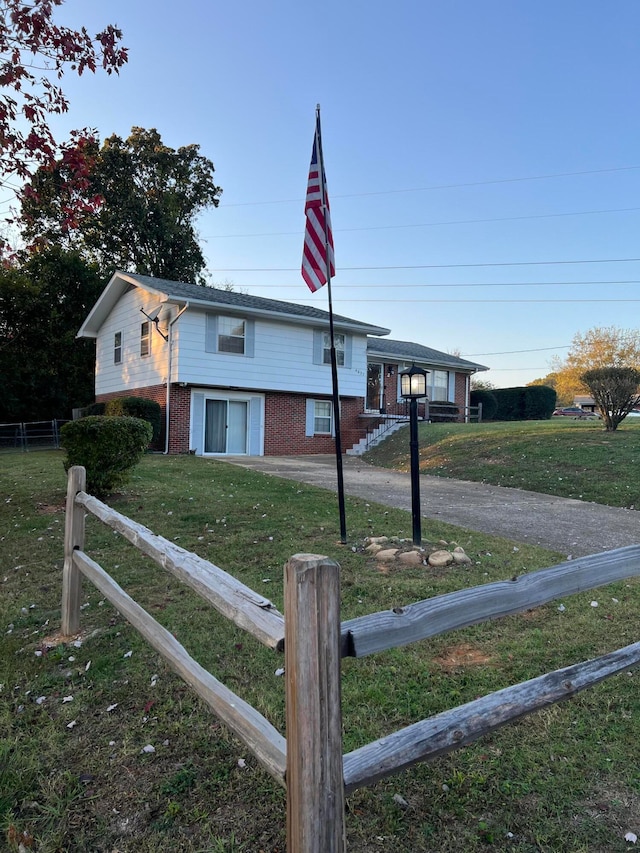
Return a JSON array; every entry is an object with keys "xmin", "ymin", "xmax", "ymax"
[{"xmin": 346, "ymin": 419, "xmax": 408, "ymax": 456}]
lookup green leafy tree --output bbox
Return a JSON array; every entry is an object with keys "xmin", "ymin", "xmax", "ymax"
[
  {"xmin": 551, "ymin": 327, "xmax": 640, "ymax": 404},
  {"xmin": 0, "ymin": 248, "xmax": 102, "ymax": 421},
  {"xmin": 528, "ymin": 372, "xmax": 571, "ymax": 406},
  {"xmin": 470, "ymin": 377, "xmax": 495, "ymax": 391},
  {"xmin": 20, "ymin": 127, "xmax": 222, "ymax": 283},
  {"xmin": 581, "ymin": 367, "xmax": 640, "ymax": 432}
]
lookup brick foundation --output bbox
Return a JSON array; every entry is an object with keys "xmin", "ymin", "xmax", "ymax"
[
  {"xmin": 96, "ymin": 372, "xmax": 474, "ymax": 453},
  {"xmin": 96, "ymin": 385, "xmax": 370, "ymax": 456}
]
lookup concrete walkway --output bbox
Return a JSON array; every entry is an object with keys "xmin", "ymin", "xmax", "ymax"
[{"xmin": 225, "ymin": 454, "xmax": 640, "ymax": 558}]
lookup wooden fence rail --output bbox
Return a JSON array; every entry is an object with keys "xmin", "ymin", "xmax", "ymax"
[
  {"xmin": 75, "ymin": 489, "xmax": 285, "ymax": 650},
  {"xmin": 74, "ymin": 548, "xmax": 287, "ymax": 782},
  {"xmin": 341, "ymin": 544, "xmax": 640, "ymax": 657},
  {"xmin": 61, "ymin": 466, "xmax": 640, "ymax": 853}
]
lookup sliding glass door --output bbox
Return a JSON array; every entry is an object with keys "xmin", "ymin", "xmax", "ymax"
[{"xmin": 205, "ymin": 399, "xmax": 248, "ymax": 454}]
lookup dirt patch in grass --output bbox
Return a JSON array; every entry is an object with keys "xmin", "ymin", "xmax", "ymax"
[
  {"xmin": 572, "ymin": 782, "xmax": 640, "ymax": 849},
  {"xmin": 518, "ymin": 606, "xmax": 546, "ymax": 621},
  {"xmin": 432, "ymin": 642, "xmax": 493, "ymax": 670},
  {"xmin": 39, "ymin": 627, "xmax": 102, "ymax": 651},
  {"xmin": 36, "ymin": 502, "xmax": 65, "ymax": 514}
]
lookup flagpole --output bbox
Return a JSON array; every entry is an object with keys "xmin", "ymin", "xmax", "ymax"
[{"xmin": 315, "ymin": 105, "xmax": 347, "ymax": 544}]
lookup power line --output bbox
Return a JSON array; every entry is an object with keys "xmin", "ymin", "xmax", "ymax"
[
  {"xmin": 203, "ymin": 205, "xmax": 640, "ymax": 240},
  {"xmin": 462, "ymin": 346, "xmax": 570, "ymax": 356},
  {"xmin": 211, "ymin": 257, "xmax": 640, "ymax": 272},
  {"xmin": 313, "ymin": 298, "xmax": 640, "ymax": 303},
  {"xmin": 220, "ymin": 164, "xmax": 640, "ymax": 208},
  {"xmin": 247, "ymin": 279, "xmax": 640, "ymax": 289}
]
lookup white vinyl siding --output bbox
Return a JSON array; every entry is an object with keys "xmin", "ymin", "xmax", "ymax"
[
  {"xmin": 177, "ymin": 313, "xmax": 365, "ymax": 397},
  {"xmin": 95, "ymin": 287, "xmax": 170, "ymax": 395},
  {"xmin": 97, "ymin": 298, "xmax": 367, "ymax": 398}
]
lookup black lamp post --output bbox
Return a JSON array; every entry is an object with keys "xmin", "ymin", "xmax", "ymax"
[{"xmin": 400, "ymin": 363, "xmax": 428, "ymax": 545}]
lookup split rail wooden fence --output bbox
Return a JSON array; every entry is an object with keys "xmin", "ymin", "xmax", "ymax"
[{"xmin": 62, "ymin": 465, "xmax": 640, "ymax": 852}]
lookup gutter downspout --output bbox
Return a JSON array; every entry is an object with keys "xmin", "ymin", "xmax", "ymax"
[{"xmin": 164, "ymin": 302, "xmax": 190, "ymax": 454}]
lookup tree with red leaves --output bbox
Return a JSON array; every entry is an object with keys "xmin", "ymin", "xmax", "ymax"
[{"xmin": 0, "ymin": 0, "xmax": 127, "ymax": 182}]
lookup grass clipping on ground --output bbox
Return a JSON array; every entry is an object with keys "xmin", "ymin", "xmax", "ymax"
[{"xmin": 2, "ymin": 452, "xmax": 640, "ymax": 853}]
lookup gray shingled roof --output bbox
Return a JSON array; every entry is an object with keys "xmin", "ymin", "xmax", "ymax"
[
  {"xmin": 367, "ymin": 337, "xmax": 488, "ymax": 372},
  {"xmin": 125, "ymin": 273, "xmax": 390, "ymax": 334}
]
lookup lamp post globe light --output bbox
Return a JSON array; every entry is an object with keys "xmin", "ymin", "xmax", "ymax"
[{"xmin": 399, "ymin": 364, "xmax": 428, "ymax": 546}]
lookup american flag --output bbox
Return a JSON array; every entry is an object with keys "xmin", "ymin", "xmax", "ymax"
[{"xmin": 302, "ymin": 113, "xmax": 335, "ymax": 293}]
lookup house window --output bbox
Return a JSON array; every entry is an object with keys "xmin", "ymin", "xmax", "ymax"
[
  {"xmin": 322, "ymin": 332, "xmax": 345, "ymax": 366},
  {"xmin": 140, "ymin": 321, "xmax": 151, "ymax": 357},
  {"xmin": 218, "ymin": 316, "xmax": 245, "ymax": 354},
  {"xmin": 114, "ymin": 331, "xmax": 122, "ymax": 365},
  {"xmin": 430, "ymin": 370, "xmax": 448, "ymax": 400},
  {"xmin": 314, "ymin": 400, "xmax": 333, "ymax": 434}
]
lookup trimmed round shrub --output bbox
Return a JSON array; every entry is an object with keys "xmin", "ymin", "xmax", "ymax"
[
  {"xmin": 61, "ymin": 416, "xmax": 153, "ymax": 496},
  {"xmin": 428, "ymin": 400, "xmax": 459, "ymax": 423},
  {"xmin": 104, "ymin": 396, "xmax": 162, "ymax": 443}
]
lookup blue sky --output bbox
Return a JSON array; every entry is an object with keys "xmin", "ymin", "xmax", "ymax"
[{"xmin": 10, "ymin": 1, "xmax": 640, "ymax": 386}]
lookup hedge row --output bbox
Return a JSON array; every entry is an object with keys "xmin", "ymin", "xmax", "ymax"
[{"xmin": 470, "ymin": 386, "xmax": 556, "ymax": 421}]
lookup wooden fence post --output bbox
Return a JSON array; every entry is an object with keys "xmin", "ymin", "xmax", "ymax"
[
  {"xmin": 61, "ymin": 466, "xmax": 86, "ymax": 635},
  {"xmin": 284, "ymin": 553, "xmax": 346, "ymax": 853}
]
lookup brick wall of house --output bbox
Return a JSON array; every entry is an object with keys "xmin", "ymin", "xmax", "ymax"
[
  {"xmin": 264, "ymin": 392, "xmax": 365, "ymax": 455},
  {"xmin": 167, "ymin": 386, "xmax": 191, "ymax": 453},
  {"xmin": 454, "ymin": 373, "xmax": 468, "ymax": 417},
  {"xmin": 382, "ymin": 364, "xmax": 399, "ymax": 412},
  {"xmin": 97, "ymin": 385, "xmax": 368, "ymax": 456}
]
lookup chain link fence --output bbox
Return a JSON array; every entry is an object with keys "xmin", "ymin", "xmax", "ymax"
[{"xmin": 0, "ymin": 420, "xmax": 70, "ymax": 452}]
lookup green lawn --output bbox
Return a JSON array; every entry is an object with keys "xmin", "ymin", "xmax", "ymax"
[
  {"xmin": 365, "ymin": 417, "xmax": 640, "ymax": 508},
  {"xmin": 1, "ymin": 451, "xmax": 639, "ymax": 852}
]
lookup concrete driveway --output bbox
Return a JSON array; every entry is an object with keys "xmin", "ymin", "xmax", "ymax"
[{"xmin": 225, "ymin": 454, "xmax": 640, "ymax": 558}]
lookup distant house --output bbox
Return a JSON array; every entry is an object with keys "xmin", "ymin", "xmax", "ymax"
[
  {"xmin": 573, "ymin": 395, "xmax": 598, "ymax": 412},
  {"xmin": 77, "ymin": 272, "xmax": 488, "ymax": 456}
]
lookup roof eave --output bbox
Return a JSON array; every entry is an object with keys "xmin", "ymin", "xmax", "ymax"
[
  {"xmin": 78, "ymin": 271, "xmax": 390, "ymax": 337},
  {"xmin": 149, "ymin": 294, "xmax": 388, "ymax": 335},
  {"xmin": 368, "ymin": 346, "xmax": 488, "ymax": 372},
  {"xmin": 76, "ymin": 271, "xmax": 131, "ymax": 338}
]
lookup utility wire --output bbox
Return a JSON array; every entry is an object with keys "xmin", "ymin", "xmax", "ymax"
[
  {"xmin": 247, "ymin": 279, "xmax": 640, "ymax": 289},
  {"xmin": 301, "ymin": 298, "xmax": 640, "ymax": 303},
  {"xmin": 210, "ymin": 257, "xmax": 640, "ymax": 272},
  {"xmin": 203, "ymin": 205, "xmax": 640, "ymax": 240},
  {"xmin": 220, "ymin": 164, "xmax": 640, "ymax": 208},
  {"xmin": 462, "ymin": 346, "xmax": 570, "ymax": 356}
]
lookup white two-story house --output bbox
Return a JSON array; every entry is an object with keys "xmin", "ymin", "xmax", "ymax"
[{"xmin": 77, "ymin": 272, "xmax": 486, "ymax": 456}]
